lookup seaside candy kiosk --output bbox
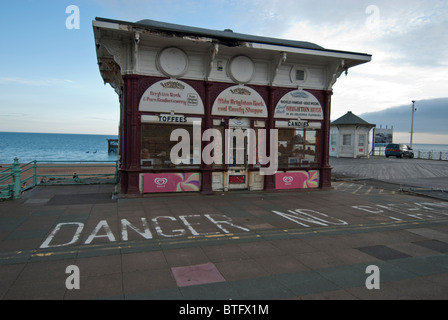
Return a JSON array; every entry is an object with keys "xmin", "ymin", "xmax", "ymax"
[{"xmin": 92, "ymin": 18, "xmax": 371, "ymax": 195}]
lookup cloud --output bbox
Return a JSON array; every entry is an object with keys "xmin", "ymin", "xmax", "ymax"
[
  {"xmin": 372, "ymin": 6, "xmax": 448, "ymax": 67},
  {"xmin": 0, "ymin": 77, "xmax": 74, "ymax": 86},
  {"xmin": 0, "ymin": 112, "xmax": 28, "ymax": 118},
  {"xmin": 359, "ymin": 98, "xmax": 448, "ymax": 135},
  {"xmin": 268, "ymin": 1, "xmax": 448, "ymax": 126}
]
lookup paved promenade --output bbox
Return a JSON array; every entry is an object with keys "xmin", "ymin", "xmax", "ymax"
[
  {"xmin": 331, "ymin": 156, "xmax": 448, "ymax": 190},
  {"xmin": 1, "ymin": 158, "xmax": 448, "ymax": 302}
]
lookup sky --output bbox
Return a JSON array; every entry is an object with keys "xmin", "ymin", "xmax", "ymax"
[
  {"xmin": 0, "ymin": 0, "xmax": 447, "ymax": 144},
  {"xmin": 360, "ymin": 97, "xmax": 448, "ymax": 145}
]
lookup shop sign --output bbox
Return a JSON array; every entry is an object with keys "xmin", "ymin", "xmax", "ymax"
[
  {"xmin": 143, "ymin": 173, "xmax": 200, "ymax": 193},
  {"xmin": 274, "ymin": 90, "xmax": 323, "ymax": 120},
  {"xmin": 275, "ymin": 120, "xmax": 321, "ymax": 129},
  {"xmin": 158, "ymin": 114, "xmax": 187, "ymax": 123},
  {"xmin": 374, "ymin": 128, "xmax": 393, "ymax": 147},
  {"xmin": 288, "ymin": 120, "xmax": 309, "ymax": 128},
  {"xmin": 139, "ymin": 80, "xmax": 204, "ymax": 114},
  {"xmin": 212, "ymin": 85, "xmax": 267, "ymax": 118},
  {"xmin": 275, "ymin": 171, "xmax": 319, "ymax": 189}
]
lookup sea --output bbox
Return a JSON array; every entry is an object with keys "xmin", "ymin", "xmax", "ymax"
[
  {"xmin": 406, "ymin": 144, "xmax": 448, "ymax": 153},
  {"xmin": 373, "ymin": 143, "xmax": 448, "ymax": 157},
  {"xmin": 0, "ymin": 132, "xmax": 119, "ymax": 164},
  {"xmin": 1, "ymin": 132, "xmax": 448, "ymax": 164}
]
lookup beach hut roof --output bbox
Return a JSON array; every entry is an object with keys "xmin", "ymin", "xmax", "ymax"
[{"xmin": 331, "ymin": 111, "xmax": 375, "ymax": 127}]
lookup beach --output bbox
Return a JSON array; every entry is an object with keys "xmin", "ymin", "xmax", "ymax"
[{"xmin": 1, "ymin": 162, "xmax": 117, "ymax": 187}]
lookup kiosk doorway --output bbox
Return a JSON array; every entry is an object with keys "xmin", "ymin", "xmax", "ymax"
[{"xmin": 227, "ymin": 119, "xmax": 251, "ymax": 190}]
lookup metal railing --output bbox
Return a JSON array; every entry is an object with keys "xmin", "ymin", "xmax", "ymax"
[
  {"xmin": 1, "ymin": 158, "xmax": 119, "ymax": 200},
  {"xmin": 414, "ymin": 150, "xmax": 448, "ymax": 161},
  {"xmin": 0, "ymin": 161, "xmax": 17, "ymax": 199},
  {"xmin": 371, "ymin": 148, "xmax": 448, "ymax": 160}
]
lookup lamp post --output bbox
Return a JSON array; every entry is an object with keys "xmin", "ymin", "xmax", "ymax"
[{"xmin": 410, "ymin": 100, "xmax": 416, "ymax": 148}]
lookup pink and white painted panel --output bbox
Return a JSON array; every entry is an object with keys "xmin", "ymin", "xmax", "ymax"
[
  {"xmin": 275, "ymin": 170, "xmax": 319, "ymax": 189},
  {"xmin": 143, "ymin": 173, "xmax": 201, "ymax": 193}
]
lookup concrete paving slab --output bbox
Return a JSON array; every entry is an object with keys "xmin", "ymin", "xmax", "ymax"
[
  {"xmin": 356, "ymin": 245, "xmax": 412, "ymax": 260},
  {"xmin": 179, "ymin": 281, "xmax": 240, "ymax": 300},
  {"xmin": 123, "ymin": 268, "xmax": 176, "ymax": 295},
  {"xmin": 274, "ymin": 270, "xmax": 340, "ymax": 296},
  {"xmin": 413, "ymin": 239, "xmax": 448, "ymax": 253},
  {"xmin": 47, "ymin": 193, "xmax": 115, "ymax": 206},
  {"xmin": 229, "ymin": 276, "xmax": 294, "ymax": 300},
  {"xmin": 172, "ymin": 262, "xmax": 225, "ymax": 287},
  {"xmin": 405, "ymin": 227, "xmax": 448, "ymax": 240},
  {"xmin": 215, "ymin": 259, "xmax": 269, "ymax": 281},
  {"xmin": 388, "ymin": 256, "xmax": 448, "ymax": 276}
]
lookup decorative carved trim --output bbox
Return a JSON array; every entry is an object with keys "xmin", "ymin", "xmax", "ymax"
[
  {"xmin": 230, "ymin": 87, "xmax": 251, "ymax": 95},
  {"xmin": 160, "ymin": 81, "xmax": 185, "ymax": 89}
]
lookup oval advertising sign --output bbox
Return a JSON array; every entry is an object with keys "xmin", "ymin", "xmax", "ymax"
[
  {"xmin": 139, "ymin": 80, "xmax": 204, "ymax": 115},
  {"xmin": 212, "ymin": 85, "xmax": 268, "ymax": 118},
  {"xmin": 274, "ymin": 90, "xmax": 323, "ymax": 120}
]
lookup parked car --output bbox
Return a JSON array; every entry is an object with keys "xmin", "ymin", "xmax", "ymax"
[{"xmin": 385, "ymin": 143, "xmax": 414, "ymax": 158}]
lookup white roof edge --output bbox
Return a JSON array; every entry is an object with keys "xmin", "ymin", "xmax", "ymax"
[
  {"xmin": 92, "ymin": 18, "xmax": 371, "ymax": 64},
  {"xmin": 250, "ymin": 43, "xmax": 371, "ymax": 62},
  {"xmin": 92, "ymin": 20, "xmax": 121, "ymax": 30}
]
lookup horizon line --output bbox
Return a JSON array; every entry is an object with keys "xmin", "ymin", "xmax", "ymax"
[{"xmin": 0, "ymin": 131, "xmax": 118, "ymax": 136}]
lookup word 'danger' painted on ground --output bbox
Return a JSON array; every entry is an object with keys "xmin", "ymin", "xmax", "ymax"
[
  {"xmin": 40, "ymin": 214, "xmax": 250, "ymax": 249},
  {"xmin": 272, "ymin": 209, "xmax": 348, "ymax": 228}
]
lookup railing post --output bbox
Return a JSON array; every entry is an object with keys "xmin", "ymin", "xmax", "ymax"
[
  {"xmin": 33, "ymin": 160, "xmax": 38, "ymax": 187},
  {"xmin": 11, "ymin": 158, "xmax": 22, "ymax": 199},
  {"xmin": 115, "ymin": 160, "xmax": 119, "ymax": 183}
]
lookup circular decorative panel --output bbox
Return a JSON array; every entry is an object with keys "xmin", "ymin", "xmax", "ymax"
[
  {"xmin": 290, "ymin": 65, "xmax": 307, "ymax": 84},
  {"xmin": 157, "ymin": 47, "xmax": 189, "ymax": 78},
  {"xmin": 228, "ymin": 55, "xmax": 254, "ymax": 84}
]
